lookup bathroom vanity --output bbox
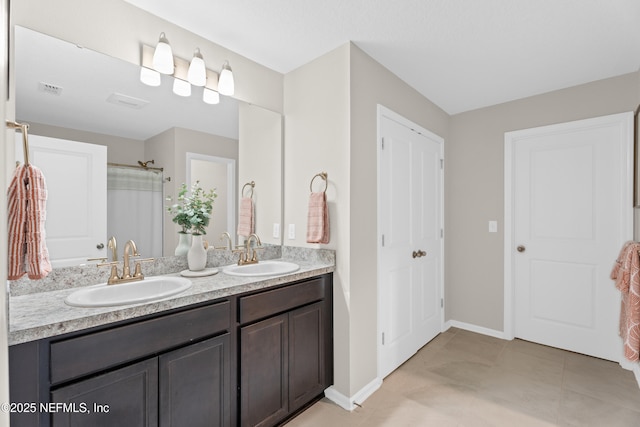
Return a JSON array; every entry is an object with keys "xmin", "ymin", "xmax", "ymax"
[{"xmin": 8, "ymin": 251, "xmax": 334, "ymax": 427}]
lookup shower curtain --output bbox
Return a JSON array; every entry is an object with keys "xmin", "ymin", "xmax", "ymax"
[{"xmin": 107, "ymin": 166, "xmax": 163, "ymax": 258}]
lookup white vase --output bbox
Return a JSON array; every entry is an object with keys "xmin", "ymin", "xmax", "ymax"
[
  {"xmin": 175, "ymin": 232, "xmax": 191, "ymax": 256},
  {"xmin": 187, "ymin": 234, "xmax": 207, "ymax": 271}
]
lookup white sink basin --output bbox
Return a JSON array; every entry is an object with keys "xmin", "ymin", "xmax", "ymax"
[
  {"xmin": 65, "ymin": 276, "xmax": 192, "ymax": 307},
  {"xmin": 223, "ymin": 260, "xmax": 300, "ymax": 277}
]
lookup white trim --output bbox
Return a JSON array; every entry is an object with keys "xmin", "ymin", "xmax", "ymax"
[
  {"xmin": 444, "ymin": 320, "xmax": 506, "ymax": 340},
  {"xmin": 376, "ymin": 104, "xmax": 445, "ymax": 379},
  {"xmin": 503, "ymin": 112, "xmax": 634, "ymax": 363},
  {"xmin": 323, "ymin": 377, "xmax": 383, "ymax": 411}
]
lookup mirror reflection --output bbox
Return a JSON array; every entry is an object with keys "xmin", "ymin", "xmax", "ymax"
[{"xmin": 14, "ymin": 26, "xmax": 282, "ymax": 267}]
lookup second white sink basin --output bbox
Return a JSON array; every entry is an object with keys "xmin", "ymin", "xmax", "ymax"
[
  {"xmin": 223, "ymin": 260, "xmax": 300, "ymax": 277},
  {"xmin": 65, "ymin": 276, "xmax": 192, "ymax": 308}
]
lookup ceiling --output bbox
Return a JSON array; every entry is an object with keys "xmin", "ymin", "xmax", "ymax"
[{"xmin": 122, "ymin": 0, "xmax": 640, "ymax": 115}]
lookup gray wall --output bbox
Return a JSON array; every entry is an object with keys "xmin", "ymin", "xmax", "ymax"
[{"xmin": 446, "ymin": 72, "xmax": 640, "ymax": 331}]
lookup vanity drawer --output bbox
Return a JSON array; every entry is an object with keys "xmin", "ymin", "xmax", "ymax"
[
  {"xmin": 239, "ymin": 278, "xmax": 326, "ymax": 325},
  {"xmin": 50, "ymin": 300, "xmax": 230, "ymax": 385}
]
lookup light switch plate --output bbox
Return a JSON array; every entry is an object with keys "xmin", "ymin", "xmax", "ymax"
[
  {"xmin": 273, "ymin": 223, "xmax": 280, "ymax": 238},
  {"xmin": 288, "ymin": 224, "xmax": 296, "ymax": 239},
  {"xmin": 489, "ymin": 220, "xmax": 498, "ymax": 233}
]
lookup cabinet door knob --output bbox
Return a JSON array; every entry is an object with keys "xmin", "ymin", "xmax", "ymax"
[{"xmin": 517, "ymin": 245, "xmax": 526, "ymax": 253}]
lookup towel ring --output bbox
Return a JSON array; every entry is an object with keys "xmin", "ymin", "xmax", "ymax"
[
  {"xmin": 242, "ymin": 181, "xmax": 255, "ymax": 198},
  {"xmin": 310, "ymin": 172, "xmax": 328, "ymax": 193}
]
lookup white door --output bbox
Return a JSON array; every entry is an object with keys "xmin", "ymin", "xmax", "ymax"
[
  {"xmin": 505, "ymin": 112, "xmax": 633, "ymax": 362},
  {"xmin": 379, "ymin": 108, "xmax": 443, "ymax": 378},
  {"xmin": 16, "ymin": 134, "xmax": 107, "ymax": 267}
]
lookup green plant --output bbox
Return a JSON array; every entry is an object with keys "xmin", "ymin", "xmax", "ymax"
[{"xmin": 167, "ymin": 181, "xmax": 217, "ymax": 235}]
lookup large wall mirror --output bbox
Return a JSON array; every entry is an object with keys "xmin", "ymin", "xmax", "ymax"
[{"xmin": 14, "ymin": 26, "xmax": 283, "ymax": 267}]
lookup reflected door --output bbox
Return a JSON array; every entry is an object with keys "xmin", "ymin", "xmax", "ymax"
[{"xmin": 16, "ymin": 134, "xmax": 107, "ymax": 267}]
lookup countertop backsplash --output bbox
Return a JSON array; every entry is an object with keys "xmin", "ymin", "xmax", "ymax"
[{"xmin": 7, "ymin": 243, "xmax": 328, "ymax": 297}]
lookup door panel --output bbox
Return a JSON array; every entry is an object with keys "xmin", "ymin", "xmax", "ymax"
[
  {"xmin": 508, "ymin": 112, "xmax": 632, "ymax": 362},
  {"xmin": 379, "ymin": 110, "xmax": 443, "ymax": 378}
]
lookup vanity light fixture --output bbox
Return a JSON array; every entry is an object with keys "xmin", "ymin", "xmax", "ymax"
[
  {"xmin": 187, "ymin": 48, "xmax": 207, "ymax": 87},
  {"xmin": 140, "ymin": 35, "xmax": 234, "ymax": 103},
  {"xmin": 152, "ymin": 32, "xmax": 174, "ymax": 74},
  {"xmin": 218, "ymin": 61, "xmax": 234, "ymax": 96}
]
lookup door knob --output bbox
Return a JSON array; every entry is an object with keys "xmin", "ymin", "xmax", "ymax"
[
  {"xmin": 412, "ymin": 250, "xmax": 427, "ymax": 258},
  {"xmin": 97, "ymin": 243, "xmax": 105, "ymax": 250},
  {"xmin": 517, "ymin": 245, "xmax": 526, "ymax": 253}
]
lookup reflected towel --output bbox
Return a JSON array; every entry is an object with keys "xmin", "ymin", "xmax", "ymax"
[
  {"xmin": 237, "ymin": 197, "xmax": 254, "ymax": 237},
  {"xmin": 611, "ymin": 241, "xmax": 640, "ymax": 361},
  {"xmin": 306, "ymin": 192, "xmax": 329, "ymax": 244},
  {"xmin": 8, "ymin": 164, "xmax": 51, "ymax": 280}
]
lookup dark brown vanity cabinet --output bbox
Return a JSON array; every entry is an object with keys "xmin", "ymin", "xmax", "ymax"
[
  {"xmin": 9, "ymin": 273, "xmax": 333, "ymax": 427},
  {"xmin": 10, "ymin": 300, "xmax": 234, "ymax": 427},
  {"xmin": 239, "ymin": 275, "xmax": 333, "ymax": 427}
]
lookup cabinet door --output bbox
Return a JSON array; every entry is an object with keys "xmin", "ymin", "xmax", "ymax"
[
  {"xmin": 159, "ymin": 335, "xmax": 231, "ymax": 427},
  {"xmin": 289, "ymin": 302, "xmax": 326, "ymax": 412},
  {"xmin": 240, "ymin": 314, "xmax": 288, "ymax": 427},
  {"xmin": 51, "ymin": 358, "xmax": 158, "ymax": 427}
]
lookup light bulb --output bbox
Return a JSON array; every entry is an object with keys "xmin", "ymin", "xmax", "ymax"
[
  {"xmin": 203, "ymin": 88, "xmax": 220, "ymax": 104},
  {"xmin": 152, "ymin": 32, "xmax": 174, "ymax": 74},
  {"xmin": 172, "ymin": 78, "xmax": 191, "ymax": 97},
  {"xmin": 187, "ymin": 48, "xmax": 207, "ymax": 87},
  {"xmin": 218, "ymin": 61, "xmax": 234, "ymax": 96},
  {"xmin": 139, "ymin": 67, "xmax": 161, "ymax": 86}
]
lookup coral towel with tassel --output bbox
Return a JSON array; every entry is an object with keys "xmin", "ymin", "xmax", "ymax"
[
  {"xmin": 611, "ymin": 241, "xmax": 640, "ymax": 361},
  {"xmin": 237, "ymin": 197, "xmax": 254, "ymax": 237},
  {"xmin": 7, "ymin": 164, "xmax": 51, "ymax": 280},
  {"xmin": 306, "ymin": 192, "xmax": 329, "ymax": 244}
]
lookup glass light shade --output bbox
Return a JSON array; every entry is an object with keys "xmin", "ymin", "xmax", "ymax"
[
  {"xmin": 218, "ymin": 61, "xmax": 234, "ymax": 96},
  {"xmin": 152, "ymin": 33, "xmax": 174, "ymax": 74},
  {"xmin": 187, "ymin": 49, "xmax": 207, "ymax": 87},
  {"xmin": 139, "ymin": 67, "xmax": 161, "ymax": 86},
  {"xmin": 202, "ymin": 88, "xmax": 220, "ymax": 104},
  {"xmin": 172, "ymin": 78, "xmax": 191, "ymax": 97}
]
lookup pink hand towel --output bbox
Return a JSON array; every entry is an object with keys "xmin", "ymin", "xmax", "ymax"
[
  {"xmin": 8, "ymin": 164, "xmax": 51, "ymax": 280},
  {"xmin": 306, "ymin": 192, "xmax": 329, "ymax": 244},
  {"xmin": 611, "ymin": 241, "xmax": 640, "ymax": 361},
  {"xmin": 237, "ymin": 197, "xmax": 254, "ymax": 237}
]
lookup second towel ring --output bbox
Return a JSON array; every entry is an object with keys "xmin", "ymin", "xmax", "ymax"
[
  {"xmin": 310, "ymin": 172, "xmax": 328, "ymax": 193},
  {"xmin": 242, "ymin": 181, "xmax": 255, "ymax": 198}
]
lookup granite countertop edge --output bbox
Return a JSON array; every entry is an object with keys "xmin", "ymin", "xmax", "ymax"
[{"xmin": 9, "ymin": 260, "xmax": 334, "ymax": 346}]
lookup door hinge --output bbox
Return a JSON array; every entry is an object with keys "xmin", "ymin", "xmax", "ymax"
[
  {"xmin": 440, "ymin": 228, "xmax": 443, "ymax": 238},
  {"xmin": 441, "ymin": 298, "xmax": 444, "ymax": 308},
  {"xmin": 382, "ymin": 332, "xmax": 385, "ymax": 345},
  {"xmin": 382, "ymin": 234, "xmax": 385, "ymax": 247},
  {"xmin": 381, "ymin": 137, "xmax": 385, "ymax": 150},
  {"xmin": 440, "ymin": 158, "xmax": 444, "ymax": 169}
]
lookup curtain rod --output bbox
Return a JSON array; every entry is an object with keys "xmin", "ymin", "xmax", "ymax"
[{"xmin": 107, "ymin": 162, "xmax": 163, "ymax": 172}]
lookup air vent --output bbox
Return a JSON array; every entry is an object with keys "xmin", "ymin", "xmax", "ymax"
[
  {"xmin": 106, "ymin": 93, "xmax": 149, "ymax": 109},
  {"xmin": 38, "ymin": 82, "xmax": 63, "ymax": 96}
]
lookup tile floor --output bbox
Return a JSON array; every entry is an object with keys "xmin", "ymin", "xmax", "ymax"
[{"xmin": 287, "ymin": 328, "xmax": 640, "ymax": 426}]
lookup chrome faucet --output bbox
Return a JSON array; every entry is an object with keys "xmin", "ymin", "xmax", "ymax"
[{"xmin": 98, "ymin": 239, "xmax": 154, "ymax": 285}]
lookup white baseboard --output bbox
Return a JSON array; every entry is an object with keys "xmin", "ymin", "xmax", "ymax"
[
  {"xmin": 444, "ymin": 319, "xmax": 506, "ymax": 340},
  {"xmin": 324, "ymin": 377, "xmax": 382, "ymax": 411}
]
